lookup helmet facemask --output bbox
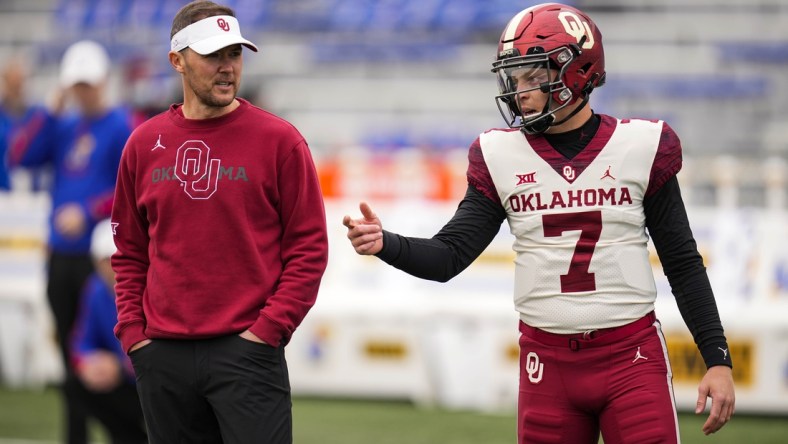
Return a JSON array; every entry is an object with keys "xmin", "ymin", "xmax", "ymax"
[{"xmin": 492, "ymin": 46, "xmax": 578, "ymax": 135}]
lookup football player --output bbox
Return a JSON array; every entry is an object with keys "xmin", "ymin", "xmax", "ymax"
[{"xmin": 343, "ymin": 3, "xmax": 735, "ymax": 443}]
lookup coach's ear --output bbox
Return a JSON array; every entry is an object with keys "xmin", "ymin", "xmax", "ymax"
[{"xmin": 169, "ymin": 50, "xmax": 185, "ymax": 74}]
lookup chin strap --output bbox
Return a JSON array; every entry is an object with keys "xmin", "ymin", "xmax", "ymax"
[
  {"xmin": 551, "ymin": 95, "xmax": 590, "ymax": 127},
  {"xmin": 522, "ymin": 94, "xmax": 590, "ymax": 135},
  {"xmin": 522, "ymin": 114, "xmax": 554, "ymax": 135},
  {"xmin": 521, "ymin": 97, "xmax": 555, "ymax": 135}
]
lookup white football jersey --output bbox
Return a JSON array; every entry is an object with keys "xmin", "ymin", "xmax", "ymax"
[{"xmin": 479, "ymin": 116, "xmax": 671, "ymax": 333}]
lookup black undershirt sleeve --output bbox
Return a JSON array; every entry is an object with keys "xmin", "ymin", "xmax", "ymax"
[
  {"xmin": 376, "ymin": 185, "xmax": 507, "ymax": 282},
  {"xmin": 645, "ymin": 176, "xmax": 733, "ymax": 369}
]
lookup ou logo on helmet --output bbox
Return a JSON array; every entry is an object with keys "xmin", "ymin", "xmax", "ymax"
[
  {"xmin": 174, "ymin": 140, "xmax": 221, "ymax": 200},
  {"xmin": 558, "ymin": 11, "xmax": 595, "ymax": 49}
]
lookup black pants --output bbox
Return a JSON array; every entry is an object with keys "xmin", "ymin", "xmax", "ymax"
[
  {"xmin": 47, "ymin": 252, "xmax": 94, "ymax": 444},
  {"xmin": 82, "ymin": 382, "xmax": 148, "ymax": 444},
  {"xmin": 130, "ymin": 335, "xmax": 292, "ymax": 444}
]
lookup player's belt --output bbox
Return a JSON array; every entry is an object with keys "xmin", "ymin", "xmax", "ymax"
[{"xmin": 519, "ymin": 311, "xmax": 657, "ymax": 351}]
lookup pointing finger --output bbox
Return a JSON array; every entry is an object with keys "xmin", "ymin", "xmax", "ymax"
[{"xmin": 359, "ymin": 201, "xmax": 377, "ymax": 221}]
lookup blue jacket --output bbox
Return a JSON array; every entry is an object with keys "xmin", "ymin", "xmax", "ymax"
[
  {"xmin": 71, "ymin": 273, "xmax": 134, "ymax": 382},
  {"xmin": 0, "ymin": 104, "xmax": 41, "ymax": 190},
  {"xmin": 8, "ymin": 106, "xmax": 132, "ymax": 253}
]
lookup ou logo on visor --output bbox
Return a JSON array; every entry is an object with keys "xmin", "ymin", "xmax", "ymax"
[
  {"xmin": 174, "ymin": 140, "xmax": 221, "ymax": 200},
  {"xmin": 217, "ymin": 18, "xmax": 230, "ymax": 32},
  {"xmin": 558, "ymin": 11, "xmax": 595, "ymax": 49}
]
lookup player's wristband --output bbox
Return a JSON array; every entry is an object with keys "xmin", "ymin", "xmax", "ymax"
[{"xmin": 700, "ymin": 342, "xmax": 733, "ymax": 369}]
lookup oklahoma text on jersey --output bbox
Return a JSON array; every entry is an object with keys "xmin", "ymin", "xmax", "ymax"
[{"xmin": 509, "ymin": 187, "xmax": 633, "ymax": 212}]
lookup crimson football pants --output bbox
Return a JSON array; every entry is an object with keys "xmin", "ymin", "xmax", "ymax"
[
  {"xmin": 517, "ymin": 312, "xmax": 680, "ymax": 444},
  {"xmin": 130, "ymin": 335, "xmax": 292, "ymax": 444}
]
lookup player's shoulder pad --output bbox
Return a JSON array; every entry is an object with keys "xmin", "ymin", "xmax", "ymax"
[
  {"xmin": 481, "ymin": 127, "xmax": 520, "ymax": 137},
  {"xmin": 479, "ymin": 126, "xmax": 521, "ymax": 146}
]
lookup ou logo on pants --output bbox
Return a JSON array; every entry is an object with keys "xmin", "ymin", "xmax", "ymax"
[
  {"xmin": 525, "ymin": 352, "xmax": 544, "ymax": 384},
  {"xmin": 174, "ymin": 140, "xmax": 222, "ymax": 200}
]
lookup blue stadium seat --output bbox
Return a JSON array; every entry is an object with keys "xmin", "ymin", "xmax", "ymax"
[
  {"xmin": 328, "ymin": 0, "xmax": 375, "ymax": 32},
  {"xmin": 311, "ymin": 37, "xmax": 456, "ymax": 63},
  {"xmin": 608, "ymin": 75, "xmax": 769, "ymax": 99},
  {"xmin": 719, "ymin": 42, "xmax": 788, "ymax": 63}
]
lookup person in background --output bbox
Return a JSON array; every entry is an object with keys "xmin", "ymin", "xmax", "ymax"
[
  {"xmin": 343, "ymin": 3, "xmax": 735, "ymax": 443},
  {"xmin": 111, "ymin": 1, "xmax": 328, "ymax": 443},
  {"xmin": 71, "ymin": 218, "xmax": 147, "ymax": 444},
  {"xmin": 7, "ymin": 40, "xmax": 134, "ymax": 444},
  {"xmin": 0, "ymin": 57, "xmax": 42, "ymax": 190}
]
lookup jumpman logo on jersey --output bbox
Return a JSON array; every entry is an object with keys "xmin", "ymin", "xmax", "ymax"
[
  {"xmin": 718, "ymin": 347, "xmax": 729, "ymax": 359},
  {"xmin": 152, "ymin": 134, "xmax": 166, "ymax": 151},
  {"xmin": 601, "ymin": 165, "xmax": 615, "ymax": 180},
  {"xmin": 632, "ymin": 346, "xmax": 648, "ymax": 363}
]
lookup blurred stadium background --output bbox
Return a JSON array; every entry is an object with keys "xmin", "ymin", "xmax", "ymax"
[{"xmin": 1, "ymin": 0, "xmax": 787, "ymax": 442}]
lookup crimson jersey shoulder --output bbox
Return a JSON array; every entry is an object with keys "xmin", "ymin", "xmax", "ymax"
[
  {"xmin": 467, "ymin": 129, "xmax": 515, "ymax": 205},
  {"xmin": 646, "ymin": 120, "xmax": 683, "ymax": 197}
]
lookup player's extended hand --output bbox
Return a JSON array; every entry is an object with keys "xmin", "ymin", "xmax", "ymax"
[
  {"xmin": 342, "ymin": 202, "xmax": 383, "ymax": 255},
  {"xmin": 696, "ymin": 365, "xmax": 735, "ymax": 435}
]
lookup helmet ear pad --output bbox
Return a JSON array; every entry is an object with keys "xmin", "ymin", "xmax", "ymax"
[{"xmin": 583, "ymin": 71, "xmax": 606, "ymax": 96}]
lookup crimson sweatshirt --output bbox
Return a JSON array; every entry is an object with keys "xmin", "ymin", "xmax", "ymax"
[{"xmin": 111, "ymin": 99, "xmax": 328, "ymax": 353}]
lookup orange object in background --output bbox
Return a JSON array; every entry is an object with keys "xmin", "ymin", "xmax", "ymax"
[
  {"xmin": 315, "ymin": 150, "xmax": 466, "ymax": 201},
  {"xmin": 317, "ymin": 158, "xmax": 340, "ymax": 198}
]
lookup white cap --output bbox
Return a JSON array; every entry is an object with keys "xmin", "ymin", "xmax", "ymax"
[
  {"xmin": 91, "ymin": 219, "xmax": 117, "ymax": 261},
  {"xmin": 171, "ymin": 15, "xmax": 258, "ymax": 55},
  {"xmin": 60, "ymin": 40, "xmax": 110, "ymax": 88}
]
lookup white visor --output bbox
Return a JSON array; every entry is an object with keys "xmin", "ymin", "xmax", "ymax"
[{"xmin": 171, "ymin": 15, "xmax": 258, "ymax": 55}]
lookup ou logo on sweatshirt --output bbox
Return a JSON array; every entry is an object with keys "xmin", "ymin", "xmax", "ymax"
[{"xmin": 174, "ymin": 140, "xmax": 221, "ymax": 200}]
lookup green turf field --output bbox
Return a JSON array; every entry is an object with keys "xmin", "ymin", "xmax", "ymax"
[{"xmin": 1, "ymin": 386, "xmax": 786, "ymax": 443}]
